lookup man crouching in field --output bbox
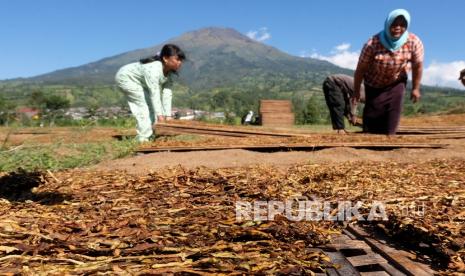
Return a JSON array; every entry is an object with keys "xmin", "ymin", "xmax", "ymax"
[{"xmin": 322, "ymin": 74, "xmax": 365, "ymax": 134}]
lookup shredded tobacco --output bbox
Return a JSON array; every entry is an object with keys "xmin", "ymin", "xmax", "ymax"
[{"xmin": 0, "ymin": 159, "xmax": 464, "ymax": 274}]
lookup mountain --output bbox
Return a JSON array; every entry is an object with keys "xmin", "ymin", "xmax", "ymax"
[{"xmin": 16, "ymin": 27, "xmax": 350, "ymax": 91}]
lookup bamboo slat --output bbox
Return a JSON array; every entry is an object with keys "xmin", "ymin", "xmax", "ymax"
[{"xmin": 137, "ymin": 142, "xmax": 448, "ymax": 153}]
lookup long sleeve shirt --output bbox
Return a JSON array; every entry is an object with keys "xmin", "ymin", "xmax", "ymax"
[
  {"xmin": 326, "ymin": 74, "xmax": 365, "ymax": 117},
  {"xmin": 356, "ymin": 33, "xmax": 424, "ymax": 88},
  {"xmin": 116, "ymin": 61, "xmax": 172, "ymax": 116}
]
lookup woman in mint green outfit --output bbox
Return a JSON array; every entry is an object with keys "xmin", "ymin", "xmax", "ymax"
[{"xmin": 115, "ymin": 44, "xmax": 186, "ymax": 142}]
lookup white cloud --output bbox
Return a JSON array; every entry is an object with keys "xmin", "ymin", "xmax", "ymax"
[
  {"xmin": 335, "ymin": 43, "xmax": 351, "ymax": 52},
  {"xmin": 302, "ymin": 43, "xmax": 360, "ymax": 70},
  {"xmin": 246, "ymin": 27, "xmax": 271, "ymax": 42},
  {"xmin": 422, "ymin": 61, "xmax": 465, "ymax": 90}
]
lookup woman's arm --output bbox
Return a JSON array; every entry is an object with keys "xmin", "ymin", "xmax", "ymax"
[
  {"xmin": 354, "ymin": 62, "xmax": 368, "ymax": 102},
  {"xmin": 142, "ymin": 63, "xmax": 165, "ymax": 121},
  {"xmin": 162, "ymin": 87, "xmax": 173, "ymax": 118},
  {"xmin": 410, "ymin": 35, "xmax": 424, "ymax": 103},
  {"xmin": 351, "ymin": 63, "xmax": 368, "ymax": 125},
  {"xmin": 411, "ymin": 61, "xmax": 423, "ymax": 103},
  {"xmin": 353, "ymin": 41, "xmax": 372, "ymax": 102}
]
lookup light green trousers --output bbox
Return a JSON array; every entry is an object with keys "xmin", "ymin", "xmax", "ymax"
[{"xmin": 116, "ymin": 77, "xmax": 172, "ymax": 142}]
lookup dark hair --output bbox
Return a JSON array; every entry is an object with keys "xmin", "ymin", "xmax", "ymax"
[
  {"xmin": 140, "ymin": 44, "xmax": 186, "ymax": 64},
  {"xmin": 392, "ymin": 15, "xmax": 408, "ymax": 28}
]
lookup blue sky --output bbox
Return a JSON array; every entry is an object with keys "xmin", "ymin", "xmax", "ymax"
[{"xmin": 1, "ymin": 0, "xmax": 464, "ymax": 89}]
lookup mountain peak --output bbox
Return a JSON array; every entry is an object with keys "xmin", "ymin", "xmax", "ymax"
[
  {"xmin": 172, "ymin": 27, "xmax": 253, "ymax": 47},
  {"xmin": 186, "ymin": 27, "xmax": 249, "ymax": 39},
  {"xmin": 18, "ymin": 26, "xmax": 348, "ymax": 88}
]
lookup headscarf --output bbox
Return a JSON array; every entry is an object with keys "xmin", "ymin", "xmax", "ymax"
[{"xmin": 379, "ymin": 9, "xmax": 411, "ymax": 52}]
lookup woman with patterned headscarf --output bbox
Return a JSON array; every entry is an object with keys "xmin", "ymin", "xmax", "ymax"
[{"xmin": 353, "ymin": 9, "xmax": 424, "ymax": 135}]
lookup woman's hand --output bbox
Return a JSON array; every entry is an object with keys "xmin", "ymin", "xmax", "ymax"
[
  {"xmin": 157, "ymin": 115, "xmax": 165, "ymax": 123},
  {"xmin": 411, "ymin": 88, "xmax": 421, "ymax": 103},
  {"xmin": 349, "ymin": 114, "xmax": 358, "ymax": 126}
]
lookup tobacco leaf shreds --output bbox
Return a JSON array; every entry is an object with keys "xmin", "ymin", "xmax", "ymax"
[
  {"xmin": 0, "ymin": 166, "xmax": 333, "ymax": 275},
  {"xmin": 0, "ymin": 159, "xmax": 464, "ymax": 274},
  {"xmin": 144, "ymin": 133, "xmax": 432, "ymax": 148}
]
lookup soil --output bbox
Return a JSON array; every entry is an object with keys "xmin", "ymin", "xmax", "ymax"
[
  {"xmin": 399, "ymin": 113, "xmax": 465, "ymax": 126},
  {"xmin": 0, "ymin": 127, "xmax": 132, "ymax": 146},
  {"xmin": 2, "ymin": 113, "xmax": 465, "ymax": 174},
  {"xmin": 93, "ymin": 143, "xmax": 465, "ymax": 174},
  {"xmin": 92, "ymin": 113, "xmax": 465, "ymax": 174}
]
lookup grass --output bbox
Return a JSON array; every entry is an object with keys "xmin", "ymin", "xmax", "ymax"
[
  {"xmin": 293, "ymin": 119, "xmax": 362, "ymax": 133},
  {"xmin": 0, "ymin": 127, "xmax": 208, "ymax": 173},
  {"xmin": 0, "ymin": 138, "xmax": 138, "ymax": 172}
]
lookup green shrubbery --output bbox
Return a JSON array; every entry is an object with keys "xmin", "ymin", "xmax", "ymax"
[
  {"xmin": 1, "ymin": 82, "xmax": 464, "ymax": 128},
  {"xmin": 0, "ymin": 139, "xmax": 138, "ymax": 172}
]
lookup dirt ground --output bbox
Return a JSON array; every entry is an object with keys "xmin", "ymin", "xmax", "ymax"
[
  {"xmin": 91, "ymin": 113, "xmax": 465, "ymax": 173},
  {"xmin": 2, "ymin": 113, "xmax": 465, "ymax": 174},
  {"xmin": 2, "ymin": 113, "xmax": 464, "ymax": 146},
  {"xmin": 399, "ymin": 113, "xmax": 465, "ymax": 126},
  {"xmin": 93, "ymin": 142, "xmax": 465, "ymax": 174},
  {"xmin": 0, "ymin": 127, "xmax": 130, "ymax": 146}
]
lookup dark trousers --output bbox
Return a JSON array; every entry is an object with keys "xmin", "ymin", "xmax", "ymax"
[
  {"xmin": 323, "ymin": 78, "xmax": 348, "ymax": 130},
  {"xmin": 363, "ymin": 81, "xmax": 405, "ymax": 135}
]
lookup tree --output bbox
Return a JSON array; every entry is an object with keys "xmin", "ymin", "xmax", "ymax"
[
  {"xmin": 212, "ymin": 90, "xmax": 232, "ymax": 110},
  {"xmin": 44, "ymin": 94, "xmax": 71, "ymax": 126},
  {"xmin": 45, "ymin": 95, "xmax": 70, "ymax": 110},
  {"xmin": 85, "ymin": 97, "xmax": 100, "ymax": 120},
  {"xmin": 29, "ymin": 91, "xmax": 46, "ymax": 110},
  {"xmin": 292, "ymin": 97, "xmax": 306, "ymax": 124},
  {"xmin": 0, "ymin": 95, "xmax": 17, "ymax": 126},
  {"xmin": 303, "ymin": 95, "xmax": 321, "ymax": 124},
  {"xmin": 0, "ymin": 95, "xmax": 7, "ymax": 125},
  {"xmin": 0, "ymin": 95, "xmax": 5, "ymax": 110}
]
